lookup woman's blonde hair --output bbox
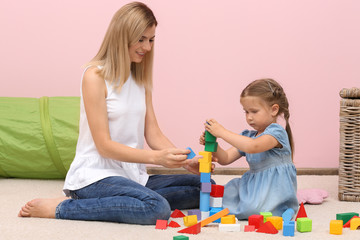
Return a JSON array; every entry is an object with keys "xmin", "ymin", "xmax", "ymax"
[
  {"xmin": 87, "ymin": 2, "xmax": 157, "ymax": 91},
  {"xmin": 241, "ymin": 78, "xmax": 295, "ymax": 158}
]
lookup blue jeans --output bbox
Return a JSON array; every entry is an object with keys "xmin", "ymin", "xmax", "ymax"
[{"xmin": 55, "ymin": 174, "xmax": 215, "ymax": 225}]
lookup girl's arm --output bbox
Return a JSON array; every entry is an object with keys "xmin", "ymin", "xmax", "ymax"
[
  {"xmin": 82, "ymin": 67, "xmax": 189, "ymax": 168},
  {"xmin": 205, "ymin": 119, "xmax": 280, "ymax": 154}
]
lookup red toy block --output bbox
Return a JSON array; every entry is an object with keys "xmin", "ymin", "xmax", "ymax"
[
  {"xmin": 256, "ymin": 221, "xmax": 279, "ymax": 234},
  {"xmin": 344, "ymin": 216, "xmax": 360, "ymax": 228},
  {"xmin": 295, "ymin": 202, "xmax": 307, "ymax": 220},
  {"xmin": 244, "ymin": 225, "xmax": 256, "ymax": 232},
  {"xmin": 171, "ymin": 209, "xmax": 186, "ymax": 218},
  {"xmin": 155, "ymin": 219, "xmax": 168, "ymax": 230},
  {"xmin": 248, "ymin": 214, "xmax": 264, "ymax": 229},
  {"xmin": 178, "ymin": 222, "xmax": 201, "ymax": 235},
  {"xmin": 210, "ymin": 185, "xmax": 224, "ymax": 197},
  {"xmin": 168, "ymin": 221, "xmax": 181, "ymax": 228}
]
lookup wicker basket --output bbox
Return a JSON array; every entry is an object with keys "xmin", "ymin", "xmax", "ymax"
[{"xmin": 338, "ymin": 87, "xmax": 360, "ymax": 201}]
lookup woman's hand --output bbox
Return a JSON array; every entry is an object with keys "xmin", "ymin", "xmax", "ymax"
[
  {"xmin": 204, "ymin": 119, "xmax": 227, "ymax": 138},
  {"xmin": 153, "ymin": 148, "xmax": 190, "ymax": 168},
  {"xmin": 184, "ymin": 156, "xmax": 218, "ymax": 175}
]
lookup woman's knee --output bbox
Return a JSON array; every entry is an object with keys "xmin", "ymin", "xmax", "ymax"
[{"xmin": 143, "ymin": 196, "xmax": 171, "ymax": 225}]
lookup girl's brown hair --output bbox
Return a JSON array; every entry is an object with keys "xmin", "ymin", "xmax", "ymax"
[{"xmin": 241, "ymin": 78, "xmax": 294, "ymax": 158}]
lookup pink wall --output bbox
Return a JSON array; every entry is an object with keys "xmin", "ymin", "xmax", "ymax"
[{"xmin": 1, "ymin": 0, "xmax": 359, "ymax": 168}]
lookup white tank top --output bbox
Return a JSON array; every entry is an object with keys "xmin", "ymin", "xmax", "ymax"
[{"xmin": 63, "ymin": 66, "xmax": 149, "ymax": 196}]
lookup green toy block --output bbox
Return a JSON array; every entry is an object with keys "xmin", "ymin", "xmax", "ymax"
[
  {"xmin": 173, "ymin": 236, "xmax": 189, "ymax": 240},
  {"xmin": 336, "ymin": 212, "xmax": 359, "ymax": 225},
  {"xmin": 260, "ymin": 212, "xmax": 273, "ymax": 223},
  {"xmin": 297, "ymin": 217, "xmax": 312, "ymax": 232},
  {"xmin": 205, "ymin": 130, "xmax": 217, "ymax": 142},
  {"xmin": 205, "ymin": 142, "xmax": 218, "ymax": 152}
]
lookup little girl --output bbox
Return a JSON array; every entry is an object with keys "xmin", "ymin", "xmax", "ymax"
[{"xmin": 200, "ymin": 78, "xmax": 298, "ymax": 219}]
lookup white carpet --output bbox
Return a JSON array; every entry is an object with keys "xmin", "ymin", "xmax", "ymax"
[{"xmin": 1, "ymin": 175, "xmax": 359, "ymax": 240}]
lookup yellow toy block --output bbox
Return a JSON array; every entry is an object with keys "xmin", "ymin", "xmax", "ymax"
[
  {"xmin": 330, "ymin": 220, "xmax": 343, "ymax": 235},
  {"xmin": 198, "ymin": 151, "xmax": 212, "ymax": 163},
  {"xmin": 183, "ymin": 215, "xmax": 198, "ymax": 227},
  {"xmin": 350, "ymin": 217, "xmax": 360, "ymax": 230},
  {"xmin": 266, "ymin": 216, "xmax": 283, "ymax": 230},
  {"xmin": 199, "ymin": 162, "xmax": 211, "ymax": 173},
  {"xmin": 221, "ymin": 215, "xmax": 236, "ymax": 224}
]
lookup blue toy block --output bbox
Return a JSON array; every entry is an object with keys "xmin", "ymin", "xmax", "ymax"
[
  {"xmin": 282, "ymin": 208, "xmax": 295, "ymax": 222},
  {"xmin": 186, "ymin": 147, "xmax": 196, "ymax": 159},
  {"xmin": 200, "ymin": 172, "xmax": 211, "ymax": 183},
  {"xmin": 210, "ymin": 207, "xmax": 223, "ymax": 223},
  {"xmin": 200, "ymin": 192, "xmax": 210, "ymax": 212},
  {"xmin": 188, "ymin": 209, "xmax": 201, "ymax": 220},
  {"xmin": 283, "ymin": 221, "xmax": 295, "ymax": 236},
  {"xmin": 201, "ymin": 182, "xmax": 212, "ymax": 193}
]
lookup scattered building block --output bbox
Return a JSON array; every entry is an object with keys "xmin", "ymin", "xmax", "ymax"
[
  {"xmin": 168, "ymin": 221, "xmax": 181, "ymax": 228},
  {"xmin": 188, "ymin": 209, "xmax": 201, "ymax": 220},
  {"xmin": 248, "ymin": 215, "xmax": 264, "ymax": 229},
  {"xmin": 199, "ymin": 151, "xmax": 212, "ymax": 163},
  {"xmin": 219, "ymin": 223, "xmax": 241, "ymax": 232},
  {"xmin": 256, "ymin": 221, "xmax": 278, "ymax": 234},
  {"xmin": 173, "ymin": 235, "xmax": 189, "ymax": 240},
  {"xmin": 155, "ymin": 219, "xmax": 168, "ymax": 230},
  {"xmin": 209, "ymin": 208, "xmax": 223, "ymax": 223},
  {"xmin": 178, "ymin": 222, "xmax": 201, "ymax": 235},
  {"xmin": 200, "ymin": 172, "xmax": 211, "ymax": 183},
  {"xmin": 344, "ymin": 216, "xmax": 360, "ymax": 228},
  {"xmin": 183, "ymin": 215, "xmax": 198, "ymax": 227},
  {"xmin": 201, "ymin": 182, "xmax": 212, "ymax": 193},
  {"xmin": 260, "ymin": 212, "xmax": 273, "ymax": 223},
  {"xmin": 210, "ymin": 197, "xmax": 223, "ymax": 208},
  {"xmin": 186, "ymin": 147, "xmax": 196, "ymax": 159},
  {"xmin": 200, "ymin": 192, "xmax": 210, "ymax": 212},
  {"xmin": 205, "ymin": 141, "xmax": 218, "ymax": 152},
  {"xmin": 210, "ymin": 185, "xmax": 224, "ymax": 197},
  {"xmin": 221, "ymin": 215, "xmax": 236, "ymax": 224},
  {"xmin": 296, "ymin": 217, "xmax": 312, "ymax": 232},
  {"xmin": 295, "ymin": 202, "xmax": 307, "ymax": 220},
  {"xmin": 201, "ymin": 208, "xmax": 229, "ymax": 227},
  {"xmin": 282, "ymin": 208, "xmax": 295, "ymax": 222},
  {"xmin": 336, "ymin": 212, "xmax": 359, "ymax": 225},
  {"xmin": 171, "ymin": 209, "xmax": 186, "ymax": 218},
  {"xmin": 350, "ymin": 218, "xmax": 360, "ymax": 230},
  {"xmin": 244, "ymin": 225, "xmax": 256, "ymax": 232},
  {"xmin": 330, "ymin": 220, "xmax": 343, "ymax": 235},
  {"xmin": 266, "ymin": 216, "xmax": 283, "ymax": 230},
  {"xmin": 205, "ymin": 130, "xmax": 217, "ymax": 142},
  {"xmin": 283, "ymin": 221, "xmax": 295, "ymax": 237}
]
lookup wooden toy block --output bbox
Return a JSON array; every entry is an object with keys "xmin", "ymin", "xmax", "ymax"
[
  {"xmin": 210, "ymin": 197, "xmax": 223, "ymax": 208},
  {"xmin": 209, "ymin": 208, "xmax": 223, "ymax": 223},
  {"xmin": 210, "ymin": 185, "xmax": 224, "ymax": 197},
  {"xmin": 183, "ymin": 215, "xmax": 198, "ymax": 227},
  {"xmin": 199, "ymin": 151, "xmax": 212, "ymax": 163},
  {"xmin": 221, "ymin": 215, "xmax": 236, "ymax": 224},
  {"xmin": 205, "ymin": 141, "xmax": 218, "ymax": 152},
  {"xmin": 283, "ymin": 221, "xmax": 295, "ymax": 237},
  {"xmin": 219, "ymin": 223, "xmax": 241, "ymax": 232},
  {"xmin": 266, "ymin": 216, "xmax": 283, "ymax": 230},
  {"xmin": 282, "ymin": 208, "xmax": 295, "ymax": 222},
  {"xmin": 205, "ymin": 130, "xmax": 217, "ymax": 142},
  {"xmin": 336, "ymin": 212, "xmax": 359, "ymax": 225},
  {"xmin": 186, "ymin": 147, "xmax": 196, "ymax": 159},
  {"xmin": 200, "ymin": 192, "xmax": 210, "ymax": 212},
  {"xmin": 171, "ymin": 209, "xmax": 186, "ymax": 218},
  {"xmin": 201, "ymin": 208, "xmax": 229, "ymax": 227},
  {"xmin": 244, "ymin": 225, "xmax": 256, "ymax": 232},
  {"xmin": 260, "ymin": 212, "xmax": 272, "ymax": 223},
  {"xmin": 168, "ymin": 221, "xmax": 181, "ymax": 228},
  {"xmin": 330, "ymin": 220, "xmax": 343, "ymax": 235},
  {"xmin": 295, "ymin": 202, "xmax": 307, "ymax": 220},
  {"xmin": 199, "ymin": 161, "xmax": 211, "ymax": 173},
  {"xmin": 200, "ymin": 172, "xmax": 211, "ymax": 183},
  {"xmin": 173, "ymin": 235, "xmax": 189, "ymax": 240},
  {"xmin": 248, "ymin": 215, "xmax": 264, "ymax": 229},
  {"xmin": 201, "ymin": 211, "xmax": 209, "ymax": 220},
  {"xmin": 178, "ymin": 222, "xmax": 201, "ymax": 235},
  {"xmin": 344, "ymin": 216, "xmax": 360, "ymax": 228},
  {"xmin": 296, "ymin": 217, "xmax": 312, "ymax": 232},
  {"xmin": 256, "ymin": 221, "xmax": 278, "ymax": 234},
  {"xmin": 201, "ymin": 182, "xmax": 212, "ymax": 193},
  {"xmin": 188, "ymin": 209, "xmax": 201, "ymax": 220},
  {"xmin": 155, "ymin": 219, "xmax": 168, "ymax": 230},
  {"xmin": 350, "ymin": 217, "xmax": 360, "ymax": 230}
]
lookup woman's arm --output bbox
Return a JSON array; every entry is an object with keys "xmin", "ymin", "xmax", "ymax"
[{"xmin": 82, "ymin": 67, "xmax": 189, "ymax": 168}]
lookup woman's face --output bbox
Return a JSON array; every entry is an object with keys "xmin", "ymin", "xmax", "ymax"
[{"xmin": 129, "ymin": 25, "xmax": 156, "ymax": 63}]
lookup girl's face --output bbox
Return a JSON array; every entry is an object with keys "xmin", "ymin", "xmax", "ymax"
[
  {"xmin": 240, "ymin": 96, "xmax": 279, "ymax": 134},
  {"xmin": 129, "ymin": 25, "xmax": 156, "ymax": 63}
]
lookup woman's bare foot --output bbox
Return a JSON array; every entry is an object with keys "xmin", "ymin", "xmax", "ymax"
[{"xmin": 18, "ymin": 196, "xmax": 69, "ymax": 218}]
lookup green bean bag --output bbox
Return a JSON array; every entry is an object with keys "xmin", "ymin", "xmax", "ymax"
[{"xmin": 0, "ymin": 96, "xmax": 80, "ymax": 179}]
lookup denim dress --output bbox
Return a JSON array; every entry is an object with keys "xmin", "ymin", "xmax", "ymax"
[{"xmin": 222, "ymin": 123, "xmax": 298, "ymax": 220}]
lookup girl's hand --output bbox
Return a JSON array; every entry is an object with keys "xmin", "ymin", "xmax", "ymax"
[
  {"xmin": 204, "ymin": 119, "xmax": 226, "ymax": 138},
  {"xmin": 153, "ymin": 148, "xmax": 190, "ymax": 168},
  {"xmin": 199, "ymin": 131, "xmax": 206, "ymax": 145}
]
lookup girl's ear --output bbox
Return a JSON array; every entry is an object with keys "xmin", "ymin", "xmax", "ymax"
[{"xmin": 271, "ymin": 104, "xmax": 280, "ymax": 117}]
